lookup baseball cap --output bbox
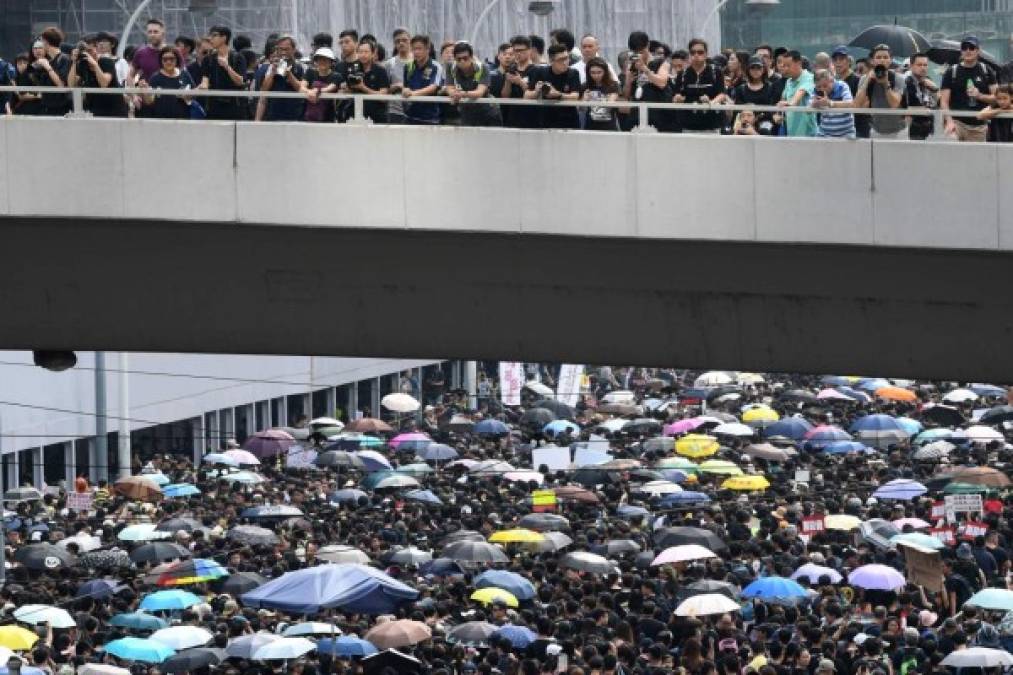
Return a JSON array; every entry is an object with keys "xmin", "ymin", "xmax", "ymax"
[
  {"xmin": 313, "ymin": 47, "xmax": 336, "ymax": 61},
  {"xmin": 961, "ymin": 36, "xmax": 980, "ymax": 48},
  {"xmin": 832, "ymin": 45, "xmax": 850, "ymax": 58},
  {"xmin": 818, "ymin": 659, "xmax": 837, "ymax": 672},
  {"xmin": 748, "ymin": 55, "xmax": 764, "ymax": 68}
]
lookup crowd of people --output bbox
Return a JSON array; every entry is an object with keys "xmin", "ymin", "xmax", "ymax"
[
  {"xmin": 1, "ymin": 21, "xmax": 1012, "ymax": 141},
  {"xmin": 4, "ymin": 366, "xmax": 1013, "ymax": 675}
]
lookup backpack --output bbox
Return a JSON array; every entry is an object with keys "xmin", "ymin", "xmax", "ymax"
[
  {"xmin": 899, "ymin": 656, "xmax": 919, "ymax": 675},
  {"xmin": 948, "ymin": 572, "xmax": 975, "ymax": 606},
  {"xmin": 950, "ymin": 61, "xmax": 992, "ymax": 84}
]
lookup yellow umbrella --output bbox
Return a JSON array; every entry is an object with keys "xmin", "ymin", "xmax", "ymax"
[
  {"xmin": 824, "ymin": 514, "xmax": 862, "ymax": 531},
  {"xmin": 675, "ymin": 434, "xmax": 719, "ymax": 459},
  {"xmin": 721, "ymin": 475, "xmax": 770, "ymax": 491},
  {"xmin": 0, "ymin": 625, "xmax": 39, "ymax": 650},
  {"xmin": 699, "ymin": 460, "xmax": 744, "ymax": 476},
  {"xmin": 742, "ymin": 407, "xmax": 779, "ymax": 426},
  {"xmin": 470, "ymin": 588, "xmax": 519, "ymax": 607},
  {"xmin": 489, "ymin": 529, "xmax": 545, "ymax": 544}
]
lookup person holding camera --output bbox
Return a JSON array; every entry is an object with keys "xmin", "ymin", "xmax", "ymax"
[
  {"xmin": 852, "ymin": 44, "xmax": 906, "ymax": 139},
  {"xmin": 67, "ymin": 35, "xmax": 127, "ymax": 117},
  {"xmin": 343, "ymin": 40, "xmax": 390, "ymax": 124},
  {"xmin": 33, "ymin": 27, "xmax": 72, "ymax": 116},
  {"xmin": 499, "ymin": 35, "xmax": 540, "ymax": 129},
  {"xmin": 198, "ymin": 25, "xmax": 248, "ymax": 121},
  {"xmin": 524, "ymin": 43, "xmax": 580, "ymax": 129},
  {"xmin": 254, "ymin": 35, "xmax": 305, "ymax": 122},
  {"xmin": 12, "ymin": 42, "xmax": 46, "ymax": 116},
  {"xmin": 622, "ymin": 31, "xmax": 675, "ymax": 132},
  {"xmin": 812, "ymin": 69, "xmax": 855, "ymax": 138}
]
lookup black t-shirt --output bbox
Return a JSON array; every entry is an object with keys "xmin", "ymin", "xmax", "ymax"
[
  {"xmin": 502, "ymin": 63, "xmax": 542, "ymax": 129},
  {"xmin": 39, "ymin": 53, "xmax": 72, "ymax": 112},
  {"xmin": 840, "ymin": 71, "xmax": 870, "ymax": 136},
  {"xmin": 80, "ymin": 56, "xmax": 127, "ymax": 117},
  {"xmin": 147, "ymin": 70, "xmax": 195, "ymax": 119},
  {"xmin": 988, "ymin": 111, "xmax": 1013, "ymax": 142},
  {"xmin": 941, "ymin": 62, "xmax": 996, "ymax": 125},
  {"xmin": 13, "ymin": 67, "xmax": 45, "ymax": 115},
  {"xmin": 344, "ymin": 63, "xmax": 390, "ymax": 123},
  {"xmin": 732, "ymin": 81, "xmax": 774, "ymax": 105},
  {"xmin": 528, "ymin": 66, "xmax": 581, "ymax": 129},
  {"xmin": 580, "ymin": 81, "xmax": 620, "ymax": 128},
  {"xmin": 200, "ymin": 50, "xmax": 248, "ymax": 111},
  {"xmin": 676, "ymin": 64, "xmax": 726, "ymax": 130}
]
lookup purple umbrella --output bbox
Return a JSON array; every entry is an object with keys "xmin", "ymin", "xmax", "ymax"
[
  {"xmin": 848, "ymin": 564, "xmax": 906, "ymax": 591},
  {"xmin": 872, "ymin": 479, "xmax": 926, "ymax": 501},
  {"xmin": 242, "ymin": 430, "xmax": 296, "ymax": 458}
]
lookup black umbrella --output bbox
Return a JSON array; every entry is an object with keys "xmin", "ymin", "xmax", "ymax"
[
  {"xmin": 440, "ymin": 529, "xmax": 487, "ymax": 545},
  {"xmin": 927, "ymin": 39, "xmax": 1001, "ymax": 70},
  {"xmin": 447, "ymin": 621, "xmax": 498, "ymax": 646},
  {"xmin": 78, "ymin": 549, "xmax": 133, "ymax": 571},
  {"xmin": 849, "ymin": 25, "xmax": 931, "ymax": 58},
  {"xmin": 155, "ymin": 517, "xmax": 203, "ymax": 533},
  {"xmin": 532, "ymin": 399, "xmax": 575, "ymax": 420},
  {"xmin": 597, "ymin": 539, "xmax": 642, "ymax": 556},
  {"xmin": 779, "ymin": 389, "xmax": 818, "ymax": 405},
  {"xmin": 316, "ymin": 449, "xmax": 355, "ymax": 467},
  {"xmin": 3, "ymin": 487, "xmax": 43, "ymax": 502},
  {"xmin": 518, "ymin": 513, "xmax": 570, "ymax": 532},
  {"xmin": 979, "ymin": 405, "xmax": 1013, "ymax": 426},
  {"xmin": 161, "ymin": 647, "xmax": 226, "ymax": 674},
  {"xmin": 519, "ymin": 408, "xmax": 556, "ymax": 430},
  {"xmin": 362, "ymin": 649, "xmax": 423, "ymax": 675},
  {"xmin": 129, "ymin": 542, "xmax": 192, "ymax": 564},
  {"xmin": 219, "ymin": 572, "xmax": 268, "ymax": 595},
  {"xmin": 643, "ymin": 437, "xmax": 675, "ymax": 453},
  {"xmin": 654, "ymin": 526, "xmax": 727, "ymax": 551},
  {"xmin": 13, "ymin": 543, "xmax": 76, "ymax": 571},
  {"xmin": 227, "ymin": 525, "xmax": 279, "ymax": 545},
  {"xmin": 920, "ymin": 405, "xmax": 966, "ymax": 427},
  {"xmin": 442, "ymin": 541, "xmax": 509, "ymax": 564},
  {"xmin": 570, "ymin": 467, "xmax": 619, "ymax": 488},
  {"xmin": 679, "ymin": 579, "xmax": 740, "ymax": 600},
  {"xmin": 624, "ymin": 418, "xmax": 663, "ymax": 435}
]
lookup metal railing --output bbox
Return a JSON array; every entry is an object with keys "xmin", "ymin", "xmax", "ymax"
[{"xmin": 2, "ymin": 85, "xmax": 1011, "ymax": 137}]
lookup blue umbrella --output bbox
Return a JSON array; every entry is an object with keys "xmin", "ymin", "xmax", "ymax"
[
  {"xmin": 741, "ymin": 577, "xmax": 808, "ymax": 601},
  {"xmin": 330, "ymin": 489, "xmax": 368, "ymax": 504},
  {"xmin": 821, "ymin": 376, "xmax": 853, "ymax": 386},
  {"xmin": 103, "ymin": 637, "xmax": 176, "ymax": 663},
  {"xmin": 913, "ymin": 428, "xmax": 953, "ymax": 446},
  {"xmin": 163, "ymin": 483, "xmax": 201, "ymax": 498},
  {"xmin": 475, "ymin": 570, "xmax": 536, "ymax": 601},
  {"xmin": 360, "ymin": 471, "xmax": 398, "ymax": 490},
  {"xmin": 419, "ymin": 558, "xmax": 466, "ymax": 577},
  {"xmin": 417, "ymin": 444, "xmax": 458, "ymax": 462},
  {"xmin": 850, "ymin": 414, "xmax": 905, "ymax": 433},
  {"xmin": 803, "ymin": 426, "xmax": 852, "ymax": 451},
  {"xmin": 896, "ymin": 418, "xmax": 923, "ymax": 436},
  {"xmin": 492, "ymin": 625, "xmax": 538, "ymax": 649},
  {"xmin": 396, "ymin": 439, "xmax": 433, "ymax": 454},
  {"xmin": 659, "ymin": 491, "xmax": 712, "ymax": 506},
  {"xmin": 475, "ymin": 419, "xmax": 510, "ymax": 436},
  {"xmin": 836, "ymin": 386, "xmax": 871, "ymax": 403},
  {"xmin": 242, "ymin": 563, "xmax": 419, "ymax": 615},
  {"xmin": 355, "ymin": 450, "xmax": 393, "ymax": 472},
  {"xmin": 404, "ymin": 489, "xmax": 443, "ymax": 506},
  {"xmin": 857, "ymin": 378, "xmax": 893, "ymax": 392},
  {"xmin": 139, "ymin": 590, "xmax": 202, "ymax": 612},
  {"xmin": 543, "ymin": 420, "xmax": 580, "ymax": 437},
  {"xmin": 77, "ymin": 579, "xmax": 123, "ymax": 599},
  {"xmin": 317, "ymin": 636, "xmax": 378, "ymax": 658},
  {"xmin": 658, "ymin": 469, "xmax": 688, "ymax": 483},
  {"xmin": 616, "ymin": 504, "xmax": 651, "ymax": 520},
  {"xmin": 0, "ymin": 669, "xmax": 45, "ymax": 675},
  {"xmin": 823, "ymin": 441, "xmax": 873, "ymax": 455},
  {"xmin": 110, "ymin": 612, "xmax": 169, "ymax": 631},
  {"xmin": 762, "ymin": 417, "xmax": 813, "ymax": 441},
  {"xmin": 971, "ymin": 384, "xmax": 1006, "ymax": 398},
  {"xmin": 873, "ymin": 479, "xmax": 927, "ymax": 501}
]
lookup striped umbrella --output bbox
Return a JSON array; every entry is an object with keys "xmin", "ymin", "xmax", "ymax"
[{"xmin": 156, "ymin": 559, "xmax": 229, "ymax": 587}]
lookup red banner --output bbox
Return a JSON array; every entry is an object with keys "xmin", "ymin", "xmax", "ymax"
[
  {"xmin": 962, "ymin": 521, "xmax": 989, "ymax": 540},
  {"xmin": 930, "ymin": 527, "xmax": 956, "ymax": 546},
  {"xmin": 802, "ymin": 515, "xmax": 825, "ymax": 534}
]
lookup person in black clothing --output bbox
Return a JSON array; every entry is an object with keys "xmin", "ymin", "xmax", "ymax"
[
  {"xmin": 674, "ymin": 38, "xmax": 726, "ymax": 132},
  {"xmin": 199, "ymin": 25, "xmax": 248, "ymax": 120},
  {"xmin": 301, "ymin": 48, "xmax": 342, "ymax": 123},
  {"xmin": 622, "ymin": 31, "xmax": 674, "ymax": 132},
  {"xmin": 342, "ymin": 40, "xmax": 390, "ymax": 123},
  {"xmin": 580, "ymin": 57, "xmax": 620, "ymax": 131},
  {"xmin": 525, "ymin": 43, "xmax": 580, "ymax": 129},
  {"xmin": 500, "ymin": 35, "xmax": 541, "ymax": 129},
  {"xmin": 67, "ymin": 36, "xmax": 127, "ymax": 117},
  {"xmin": 140, "ymin": 45, "xmax": 196, "ymax": 119},
  {"xmin": 35, "ymin": 26, "xmax": 72, "ymax": 116},
  {"xmin": 832, "ymin": 46, "xmax": 869, "ymax": 138},
  {"xmin": 904, "ymin": 53, "xmax": 938, "ymax": 140},
  {"xmin": 13, "ymin": 44, "xmax": 46, "ymax": 116}
]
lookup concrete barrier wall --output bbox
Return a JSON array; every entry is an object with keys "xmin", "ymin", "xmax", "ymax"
[{"xmin": 4, "ymin": 117, "xmax": 1011, "ymax": 251}]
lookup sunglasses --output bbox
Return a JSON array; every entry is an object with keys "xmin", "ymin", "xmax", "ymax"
[{"xmin": 961, "ymin": 44, "xmax": 978, "ymax": 51}]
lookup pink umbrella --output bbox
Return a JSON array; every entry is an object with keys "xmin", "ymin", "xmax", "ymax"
[
  {"xmin": 893, "ymin": 517, "xmax": 931, "ymax": 530},
  {"xmin": 817, "ymin": 388, "xmax": 854, "ymax": 401},
  {"xmin": 242, "ymin": 430, "xmax": 296, "ymax": 458},
  {"xmin": 390, "ymin": 432, "xmax": 430, "ymax": 449},
  {"xmin": 664, "ymin": 419, "xmax": 703, "ymax": 436},
  {"xmin": 223, "ymin": 449, "xmax": 260, "ymax": 466}
]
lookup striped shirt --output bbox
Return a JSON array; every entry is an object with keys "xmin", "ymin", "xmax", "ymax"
[{"xmin": 817, "ymin": 80, "xmax": 856, "ymax": 138}]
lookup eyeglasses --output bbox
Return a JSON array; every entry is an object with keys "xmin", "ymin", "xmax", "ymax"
[
  {"xmin": 961, "ymin": 44, "xmax": 978, "ymax": 51},
  {"xmin": 690, "ymin": 49, "xmax": 706, "ymax": 55}
]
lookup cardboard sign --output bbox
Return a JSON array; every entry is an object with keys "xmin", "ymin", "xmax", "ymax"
[
  {"xmin": 802, "ymin": 515, "xmax": 826, "ymax": 535},
  {"xmin": 962, "ymin": 520, "xmax": 989, "ymax": 540},
  {"xmin": 930, "ymin": 526, "xmax": 956, "ymax": 546},
  {"xmin": 531, "ymin": 446, "xmax": 571, "ymax": 473},
  {"xmin": 897, "ymin": 541, "xmax": 944, "ymax": 593},
  {"xmin": 66, "ymin": 492, "xmax": 93, "ymax": 512}
]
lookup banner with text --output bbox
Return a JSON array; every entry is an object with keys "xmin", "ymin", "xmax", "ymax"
[
  {"xmin": 556, "ymin": 364, "xmax": 584, "ymax": 408},
  {"xmin": 500, "ymin": 362, "xmax": 524, "ymax": 406}
]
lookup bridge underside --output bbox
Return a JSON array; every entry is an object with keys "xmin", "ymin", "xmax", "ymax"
[{"xmin": 2, "ymin": 217, "xmax": 1011, "ymax": 382}]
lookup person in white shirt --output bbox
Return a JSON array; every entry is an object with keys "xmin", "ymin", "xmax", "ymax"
[{"xmin": 573, "ymin": 34, "xmax": 617, "ymax": 84}]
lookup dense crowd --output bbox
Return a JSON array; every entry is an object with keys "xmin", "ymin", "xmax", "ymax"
[
  {"xmin": 4, "ymin": 366, "xmax": 1013, "ymax": 675},
  {"xmin": 2, "ymin": 21, "xmax": 1012, "ymax": 141}
]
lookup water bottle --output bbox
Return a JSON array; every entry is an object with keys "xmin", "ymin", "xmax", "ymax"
[{"xmin": 966, "ymin": 78, "xmax": 977, "ymax": 108}]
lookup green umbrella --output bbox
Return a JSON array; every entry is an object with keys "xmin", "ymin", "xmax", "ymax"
[{"xmin": 943, "ymin": 482, "xmax": 988, "ymax": 495}]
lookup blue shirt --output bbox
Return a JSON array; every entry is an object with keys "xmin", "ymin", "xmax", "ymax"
[
  {"xmin": 817, "ymin": 80, "xmax": 856, "ymax": 138},
  {"xmin": 404, "ymin": 59, "xmax": 444, "ymax": 124}
]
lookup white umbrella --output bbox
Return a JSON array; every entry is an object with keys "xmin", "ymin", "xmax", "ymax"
[
  {"xmin": 848, "ymin": 564, "xmax": 906, "ymax": 590},
  {"xmin": 117, "ymin": 524, "xmax": 171, "ymax": 542},
  {"xmin": 675, "ymin": 593, "xmax": 741, "ymax": 617},
  {"xmin": 524, "ymin": 381, "xmax": 555, "ymax": 397},
  {"xmin": 595, "ymin": 419, "xmax": 628, "ymax": 434},
  {"xmin": 712, "ymin": 422, "xmax": 755, "ymax": 438},
  {"xmin": 253, "ymin": 637, "xmax": 316, "ymax": 661},
  {"xmin": 636, "ymin": 480, "xmax": 683, "ymax": 496},
  {"xmin": 941, "ymin": 647, "xmax": 1013, "ymax": 668},
  {"xmin": 13, "ymin": 604, "xmax": 76, "ymax": 628},
  {"xmin": 652, "ymin": 545, "xmax": 717, "ymax": 566},
  {"xmin": 601, "ymin": 390, "xmax": 636, "ymax": 404},
  {"xmin": 942, "ymin": 388, "xmax": 979, "ymax": 404},
  {"xmin": 694, "ymin": 371, "xmax": 734, "ymax": 388},
  {"xmin": 964, "ymin": 425, "xmax": 1004, "ymax": 444},
  {"xmin": 503, "ymin": 471, "xmax": 544, "ymax": 484},
  {"xmin": 470, "ymin": 460, "xmax": 515, "ymax": 475},
  {"xmin": 223, "ymin": 449, "xmax": 260, "ymax": 465},
  {"xmin": 226, "ymin": 633, "xmax": 281, "ymax": 659},
  {"xmin": 79, "ymin": 665, "xmax": 130, "ymax": 675},
  {"xmin": 58, "ymin": 533, "xmax": 102, "ymax": 552},
  {"xmin": 282, "ymin": 622, "xmax": 342, "ymax": 637},
  {"xmin": 382, "ymin": 393, "xmax": 420, "ymax": 413},
  {"xmin": 791, "ymin": 563, "xmax": 844, "ymax": 584},
  {"xmin": 150, "ymin": 626, "xmax": 213, "ymax": 650},
  {"xmin": 310, "ymin": 417, "xmax": 344, "ymax": 428},
  {"xmin": 316, "ymin": 545, "xmax": 371, "ymax": 564}
]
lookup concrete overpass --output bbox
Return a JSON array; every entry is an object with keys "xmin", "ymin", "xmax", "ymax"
[{"xmin": 2, "ymin": 117, "xmax": 1012, "ymax": 380}]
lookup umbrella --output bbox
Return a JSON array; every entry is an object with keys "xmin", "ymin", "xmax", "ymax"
[
  {"xmin": 417, "ymin": 444, "xmax": 457, "ymax": 462},
  {"xmin": 103, "ymin": 637, "xmax": 175, "ymax": 663},
  {"xmin": 552, "ymin": 485, "xmax": 601, "ymax": 504},
  {"xmin": 489, "ymin": 529, "xmax": 544, "ymax": 544},
  {"xmin": 893, "ymin": 517, "xmax": 931, "ymax": 530},
  {"xmin": 761, "ymin": 417, "xmax": 813, "ymax": 441},
  {"xmin": 674, "ymin": 593, "xmax": 741, "ymax": 617},
  {"xmin": 13, "ymin": 605, "xmax": 75, "ymax": 628},
  {"xmin": 660, "ymin": 491, "xmax": 711, "ymax": 506},
  {"xmin": 162, "ymin": 483, "xmax": 200, "ymax": 498},
  {"xmin": 699, "ymin": 460, "xmax": 744, "ymax": 476},
  {"xmin": 524, "ymin": 531, "xmax": 574, "ymax": 553},
  {"xmin": 680, "ymin": 579, "xmax": 740, "ymax": 601},
  {"xmin": 241, "ymin": 504, "xmax": 304, "ymax": 520},
  {"xmin": 317, "ymin": 636, "xmax": 378, "ymax": 658},
  {"xmin": 742, "ymin": 407, "xmax": 779, "ymax": 427},
  {"xmin": 966, "ymin": 588, "xmax": 1013, "ymax": 611},
  {"xmin": 694, "ymin": 372, "xmax": 733, "ymax": 387},
  {"xmin": 742, "ymin": 443, "xmax": 793, "ymax": 461},
  {"xmin": 58, "ymin": 533, "xmax": 101, "ymax": 552},
  {"xmin": 625, "ymin": 418, "xmax": 663, "ymax": 435},
  {"xmin": 892, "ymin": 533, "xmax": 947, "ymax": 550},
  {"xmin": 928, "ymin": 40, "xmax": 1001, "ymax": 69},
  {"xmin": 652, "ymin": 544, "xmax": 717, "ymax": 565},
  {"xmin": 941, "ymin": 647, "xmax": 1013, "ymax": 668},
  {"xmin": 595, "ymin": 418, "xmax": 627, "ymax": 434},
  {"xmin": 816, "ymin": 388, "xmax": 855, "ymax": 402},
  {"xmin": 602, "ymin": 389, "xmax": 637, "ymax": 403},
  {"xmin": 804, "ymin": 425, "xmax": 852, "ymax": 450},
  {"xmin": 113, "ymin": 476, "xmax": 163, "ymax": 502},
  {"xmin": 524, "ymin": 381, "xmax": 555, "ymax": 396},
  {"xmin": 404, "ymin": 489, "xmax": 443, "ymax": 506},
  {"xmin": 665, "ymin": 419, "xmax": 704, "ymax": 435},
  {"xmin": 118, "ymin": 524, "xmax": 172, "ymax": 542},
  {"xmin": 851, "ymin": 414, "xmax": 910, "ymax": 449},
  {"xmin": 533, "ymin": 399, "xmax": 576, "ymax": 419},
  {"xmin": 317, "ymin": 450, "xmax": 356, "ymax": 467},
  {"xmin": 242, "ymin": 429, "xmax": 296, "ymax": 458},
  {"xmin": 362, "ymin": 649, "xmax": 424, "ymax": 675},
  {"xmin": 655, "ymin": 456, "xmax": 700, "ymax": 472},
  {"xmin": 636, "ymin": 480, "xmax": 683, "ymax": 496},
  {"xmin": 156, "ymin": 559, "xmax": 229, "ymax": 586},
  {"xmin": 598, "ymin": 539, "xmax": 642, "ymax": 556},
  {"xmin": 364, "ymin": 620, "xmax": 432, "ymax": 650},
  {"xmin": 140, "ymin": 590, "xmax": 201, "ymax": 612},
  {"xmin": 492, "ymin": 625, "xmax": 538, "ymax": 649},
  {"xmin": 317, "ymin": 545, "xmax": 371, "ymax": 564},
  {"xmin": 221, "ymin": 572, "xmax": 268, "ymax": 595},
  {"xmin": 824, "ymin": 514, "xmax": 862, "ymax": 531},
  {"xmin": 223, "ymin": 449, "xmax": 260, "ymax": 465},
  {"xmin": 912, "ymin": 441, "xmax": 955, "ymax": 461},
  {"xmin": 109, "ymin": 612, "xmax": 168, "ymax": 631},
  {"xmin": 470, "ymin": 459, "xmax": 516, "ymax": 476},
  {"xmin": 130, "ymin": 542, "xmax": 191, "ymax": 564},
  {"xmin": 561, "ymin": 551, "xmax": 618, "ymax": 575},
  {"xmin": 390, "ymin": 432, "xmax": 429, "ymax": 449},
  {"xmin": 873, "ymin": 479, "xmax": 927, "ymax": 500},
  {"xmin": 543, "ymin": 419, "xmax": 581, "ymax": 436},
  {"xmin": 722, "ymin": 475, "xmax": 770, "ymax": 491},
  {"xmin": 712, "ymin": 422, "xmax": 754, "ymax": 438},
  {"xmin": 241, "ymin": 564, "xmax": 418, "ymax": 615},
  {"xmin": 13, "ymin": 543, "xmax": 75, "ymax": 571},
  {"xmin": 443, "ymin": 541, "xmax": 509, "ymax": 564},
  {"xmin": 219, "ymin": 470, "xmax": 266, "ymax": 484},
  {"xmin": 0, "ymin": 626, "xmax": 38, "ymax": 650},
  {"xmin": 475, "ymin": 419, "xmax": 510, "ymax": 436},
  {"xmin": 520, "ymin": 408, "xmax": 556, "ymax": 430},
  {"xmin": 655, "ymin": 526, "xmax": 727, "ymax": 551},
  {"xmin": 470, "ymin": 588, "xmax": 519, "ymax": 607},
  {"xmin": 849, "ymin": 564, "xmax": 907, "ymax": 590},
  {"xmin": 382, "ymin": 393, "xmax": 420, "ymax": 413},
  {"xmin": 979, "ymin": 405, "xmax": 1013, "ymax": 426},
  {"xmin": 385, "ymin": 547, "xmax": 432, "ymax": 567},
  {"xmin": 616, "ymin": 504, "xmax": 652, "ymax": 519},
  {"xmin": 792, "ymin": 564, "xmax": 844, "ymax": 584},
  {"xmin": 77, "ymin": 579, "xmax": 123, "ymax": 599},
  {"xmin": 518, "ymin": 513, "xmax": 570, "ymax": 531},
  {"xmin": 504, "ymin": 470, "xmax": 545, "ymax": 484},
  {"xmin": 441, "ymin": 529, "xmax": 488, "ymax": 544},
  {"xmin": 79, "ymin": 666, "xmax": 130, "ymax": 675},
  {"xmin": 354, "ymin": 450, "xmax": 394, "ymax": 473},
  {"xmin": 963, "ymin": 425, "xmax": 1005, "ymax": 444},
  {"xmin": 201, "ymin": 453, "xmax": 239, "ymax": 467},
  {"xmin": 675, "ymin": 434, "xmax": 719, "ymax": 458},
  {"xmin": 419, "ymin": 558, "xmax": 466, "ymax": 577},
  {"xmin": 3, "ymin": 487, "xmax": 42, "ymax": 502},
  {"xmin": 373, "ymin": 474, "xmax": 420, "ymax": 489},
  {"xmin": 952, "ymin": 467, "xmax": 1011, "ymax": 487},
  {"xmin": 330, "ymin": 488, "xmax": 369, "ymax": 504},
  {"xmin": 875, "ymin": 386, "xmax": 917, "ymax": 402},
  {"xmin": 149, "ymin": 626, "xmax": 213, "ymax": 651},
  {"xmin": 160, "ymin": 648, "xmax": 225, "ymax": 674},
  {"xmin": 395, "ymin": 463, "xmax": 433, "ymax": 477},
  {"xmin": 345, "ymin": 418, "xmax": 394, "ymax": 434},
  {"xmin": 742, "ymin": 577, "xmax": 808, "ymax": 601},
  {"xmin": 474, "ymin": 570, "xmax": 537, "ymax": 601},
  {"xmin": 226, "ymin": 633, "xmax": 281, "ymax": 659},
  {"xmin": 253, "ymin": 637, "xmax": 316, "ymax": 661},
  {"xmin": 228, "ymin": 525, "xmax": 279, "ymax": 546}
]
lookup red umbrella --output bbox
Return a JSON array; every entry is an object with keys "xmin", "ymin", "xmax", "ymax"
[{"xmin": 242, "ymin": 430, "xmax": 296, "ymax": 458}]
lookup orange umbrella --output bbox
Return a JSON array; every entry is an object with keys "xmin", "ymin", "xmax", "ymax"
[
  {"xmin": 344, "ymin": 417, "xmax": 393, "ymax": 434},
  {"xmin": 875, "ymin": 387, "xmax": 917, "ymax": 402},
  {"xmin": 114, "ymin": 476, "xmax": 163, "ymax": 502},
  {"xmin": 553, "ymin": 486, "xmax": 601, "ymax": 504}
]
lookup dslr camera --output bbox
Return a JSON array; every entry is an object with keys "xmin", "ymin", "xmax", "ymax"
[
  {"xmin": 874, "ymin": 64, "xmax": 887, "ymax": 78},
  {"xmin": 75, "ymin": 41, "xmax": 90, "ymax": 62},
  {"xmin": 346, "ymin": 62, "xmax": 364, "ymax": 86},
  {"xmin": 507, "ymin": 63, "xmax": 519, "ymax": 75},
  {"xmin": 539, "ymin": 82, "xmax": 552, "ymax": 98}
]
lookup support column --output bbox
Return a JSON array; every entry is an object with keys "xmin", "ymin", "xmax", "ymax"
[
  {"xmin": 10, "ymin": 453, "xmax": 19, "ymax": 490},
  {"xmin": 348, "ymin": 383, "xmax": 359, "ymax": 421},
  {"xmin": 94, "ymin": 351, "xmax": 108, "ymax": 481},
  {"xmin": 371, "ymin": 378, "xmax": 381, "ymax": 419},
  {"xmin": 325, "ymin": 388, "xmax": 337, "ymax": 420},
  {"xmin": 465, "ymin": 361, "xmax": 478, "ymax": 410},
  {"xmin": 117, "ymin": 352, "xmax": 131, "ymax": 479},
  {"xmin": 205, "ymin": 412, "xmax": 219, "ymax": 453},
  {"xmin": 64, "ymin": 441, "xmax": 75, "ymax": 489},
  {"xmin": 32, "ymin": 447, "xmax": 43, "ymax": 489},
  {"xmin": 192, "ymin": 417, "xmax": 204, "ymax": 467},
  {"xmin": 277, "ymin": 398, "xmax": 288, "ymax": 427}
]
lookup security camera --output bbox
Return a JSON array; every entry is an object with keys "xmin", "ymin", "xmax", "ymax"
[
  {"xmin": 33, "ymin": 350, "xmax": 77, "ymax": 372},
  {"xmin": 528, "ymin": 1, "xmax": 560, "ymax": 16}
]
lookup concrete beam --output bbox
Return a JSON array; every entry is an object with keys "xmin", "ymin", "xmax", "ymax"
[{"xmin": 1, "ymin": 216, "xmax": 1011, "ymax": 381}]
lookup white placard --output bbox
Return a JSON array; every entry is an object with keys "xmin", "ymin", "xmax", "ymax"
[
  {"xmin": 556, "ymin": 364, "xmax": 584, "ymax": 407},
  {"xmin": 794, "ymin": 470, "xmax": 811, "ymax": 484},
  {"xmin": 499, "ymin": 362, "xmax": 524, "ymax": 406},
  {"xmin": 531, "ymin": 446, "xmax": 571, "ymax": 473},
  {"xmin": 573, "ymin": 448, "xmax": 613, "ymax": 468},
  {"xmin": 945, "ymin": 494, "xmax": 983, "ymax": 523},
  {"xmin": 66, "ymin": 492, "xmax": 93, "ymax": 512},
  {"xmin": 286, "ymin": 443, "xmax": 317, "ymax": 469}
]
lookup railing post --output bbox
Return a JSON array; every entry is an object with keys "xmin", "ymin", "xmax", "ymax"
[
  {"xmin": 633, "ymin": 102, "xmax": 657, "ymax": 134},
  {"xmin": 933, "ymin": 107, "xmax": 946, "ymax": 141},
  {"xmin": 347, "ymin": 95, "xmax": 369, "ymax": 126},
  {"xmin": 68, "ymin": 89, "xmax": 91, "ymax": 118}
]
